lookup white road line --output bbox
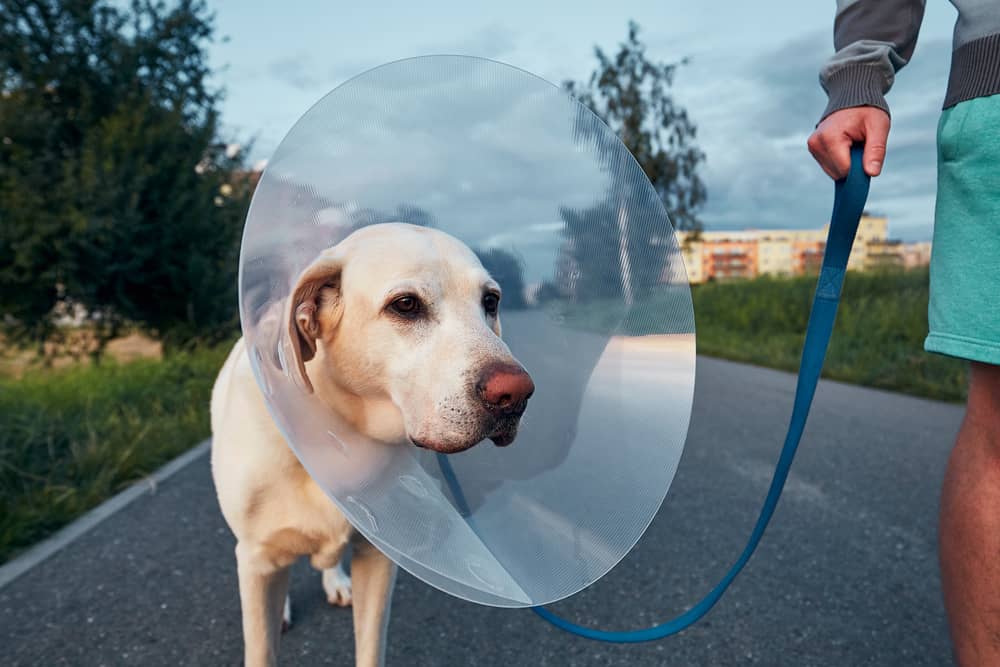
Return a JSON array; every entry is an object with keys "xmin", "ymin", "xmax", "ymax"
[{"xmin": 0, "ymin": 439, "xmax": 211, "ymax": 590}]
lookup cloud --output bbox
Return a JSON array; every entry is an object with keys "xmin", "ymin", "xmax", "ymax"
[
  {"xmin": 268, "ymin": 55, "xmax": 385, "ymax": 93},
  {"xmin": 672, "ymin": 31, "xmax": 950, "ymax": 240},
  {"xmin": 263, "ymin": 27, "xmax": 520, "ymax": 103},
  {"xmin": 328, "ymin": 58, "xmax": 384, "ymax": 86},
  {"xmin": 253, "ymin": 26, "xmax": 949, "ymax": 242},
  {"xmin": 268, "ymin": 55, "xmax": 322, "ymax": 91},
  {"xmin": 419, "ymin": 24, "xmax": 517, "ymax": 59},
  {"xmin": 748, "ymin": 30, "xmax": 830, "ymax": 138},
  {"xmin": 261, "ymin": 57, "xmax": 616, "ymax": 283}
]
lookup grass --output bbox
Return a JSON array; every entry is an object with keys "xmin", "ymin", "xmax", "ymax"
[
  {"xmin": 555, "ymin": 269, "xmax": 968, "ymax": 403},
  {"xmin": 692, "ymin": 269, "xmax": 968, "ymax": 402},
  {"xmin": 0, "ymin": 344, "xmax": 231, "ymax": 563},
  {"xmin": 0, "ymin": 269, "xmax": 966, "ymax": 563}
]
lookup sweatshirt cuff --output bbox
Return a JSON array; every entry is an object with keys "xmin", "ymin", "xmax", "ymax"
[{"xmin": 820, "ymin": 63, "xmax": 891, "ymax": 121}]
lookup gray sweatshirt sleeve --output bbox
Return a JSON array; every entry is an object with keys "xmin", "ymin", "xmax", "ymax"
[{"xmin": 819, "ymin": 0, "xmax": 927, "ymax": 120}]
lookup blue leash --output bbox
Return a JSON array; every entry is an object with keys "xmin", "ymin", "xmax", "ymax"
[{"xmin": 439, "ymin": 145, "xmax": 871, "ymax": 642}]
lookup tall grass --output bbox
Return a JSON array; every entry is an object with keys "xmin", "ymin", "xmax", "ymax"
[
  {"xmin": 0, "ymin": 345, "xmax": 231, "ymax": 563},
  {"xmin": 692, "ymin": 269, "xmax": 968, "ymax": 402}
]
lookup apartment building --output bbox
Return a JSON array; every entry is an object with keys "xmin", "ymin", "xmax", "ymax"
[{"xmin": 674, "ymin": 215, "xmax": 927, "ymax": 283}]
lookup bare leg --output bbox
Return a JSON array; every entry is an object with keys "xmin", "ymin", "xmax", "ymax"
[
  {"xmin": 350, "ymin": 539, "xmax": 398, "ymax": 667},
  {"xmin": 236, "ymin": 542, "xmax": 293, "ymax": 667},
  {"xmin": 940, "ymin": 362, "xmax": 1000, "ymax": 666}
]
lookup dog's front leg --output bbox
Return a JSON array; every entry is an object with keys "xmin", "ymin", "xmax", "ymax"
[
  {"xmin": 236, "ymin": 542, "xmax": 292, "ymax": 667},
  {"xmin": 350, "ymin": 539, "xmax": 398, "ymax": 667}
]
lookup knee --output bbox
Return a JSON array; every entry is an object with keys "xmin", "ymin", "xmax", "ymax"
[
  {"xmin": 236, "ymin": 541, "xmax": 289, "ymax": 575},
  {"xmin": 235, "ymin": 542, "xmax": 262, "ymax": 572}
]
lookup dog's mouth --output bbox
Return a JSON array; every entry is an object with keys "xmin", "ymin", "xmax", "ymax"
[
  {"xmin": 485, "ymin": 416, "xmax": 522, "ymax": 447},
  {"xmin": 408, "ymin": 419, "xmax": 523, "ymax": 454},
  {"xmin": 408, "ymin": 436, "xmax": 478, "ymax": 454},
  {"xmin": 407, "ymin": 390, "xmax": 530, "ymax": 454},
  {"xmin": 487, "ymin": 429, "xmax": 518, "ymax": 447}
]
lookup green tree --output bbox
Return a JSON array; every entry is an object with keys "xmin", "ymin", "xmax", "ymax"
[
  {"xmin": 0, "ymin": 0, "xmax": 249, "ymax": 357},
  {"xmin": 558, "ymin": 21, "xmax": 705, "ymax": 303},
  {"xmin": 474, "ymin": 247, "xmax": 527, "ymax": 310},
  {"xmin": 565, "ymin": 20, "xmax": 706, "ymax": 232}
]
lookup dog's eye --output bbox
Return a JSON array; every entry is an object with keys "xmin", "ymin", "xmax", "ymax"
[
  {"xmin": 389, "ymin": 295, "xmax": 422, "ymax": 318},
  {"xmin": 482, "ymin": 293, "xmax": 500, "ymax": 316}
]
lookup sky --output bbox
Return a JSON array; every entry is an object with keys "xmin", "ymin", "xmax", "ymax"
[{"xmin": 206, "ymin": 0, "xmax": 960, "ymax": 242}]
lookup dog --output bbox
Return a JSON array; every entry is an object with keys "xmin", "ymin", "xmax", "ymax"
[{"xmin": 210, "ymin": 222, "xmax": 535, "ymax": 667}]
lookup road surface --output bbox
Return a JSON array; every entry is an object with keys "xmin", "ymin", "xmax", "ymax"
[{"xmin": 0, "ymin": 357, "xmax": 962, "ymax": 666}]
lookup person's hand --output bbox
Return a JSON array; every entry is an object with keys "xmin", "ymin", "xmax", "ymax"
[{"xmin": 807, "ymin": 106, "xmax": 890, "ymax": 179}]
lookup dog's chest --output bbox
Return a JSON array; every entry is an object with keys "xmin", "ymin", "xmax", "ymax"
[{"xmin": 251, "ymin": 468, "xmax": 355, "ymax": 563}]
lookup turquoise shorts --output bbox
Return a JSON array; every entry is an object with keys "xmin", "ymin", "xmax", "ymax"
[{"xmin": 924, "ymin": 94, "xmax": 1000, "ymax": 365}]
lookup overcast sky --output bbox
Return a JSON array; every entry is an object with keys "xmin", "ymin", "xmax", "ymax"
[{"xmin": 206, "ymin": 1, "xmax": 959, "ymax": 241}]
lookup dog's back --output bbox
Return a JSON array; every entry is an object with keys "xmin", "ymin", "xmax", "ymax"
[
  {"xmin": 210, "ymin": 337, "xmax": 245, "ymax": 440},
  {"xmin": 210, "ymin": 337, "xmax": 278, "ymax": 538}
]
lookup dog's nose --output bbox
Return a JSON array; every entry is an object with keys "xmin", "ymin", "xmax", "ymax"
[{"xmin": 477, "ymin": 363, "xmax": 535, "ymax": 415}]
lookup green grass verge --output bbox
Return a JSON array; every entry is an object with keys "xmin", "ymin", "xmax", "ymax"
[
  {"xmin": 691, "ymin": 269, "xmax": 968, "ymax": 402},
  {"xmin": 554, "ymin": 268, "xmax": 967, "ymax": 403},
  {"xmin": 0, "ymin": 344, "xmax": 231, "ymax": 563}
]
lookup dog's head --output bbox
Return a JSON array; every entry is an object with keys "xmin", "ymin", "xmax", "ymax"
[{"xmin": 286, "ymin": 223, "xmax": 533, "ymax": 453}]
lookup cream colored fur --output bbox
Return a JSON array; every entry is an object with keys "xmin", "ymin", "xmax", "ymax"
[{"xmin": 210, "ymin": 223, "xmax": 530, "ymax": 667}]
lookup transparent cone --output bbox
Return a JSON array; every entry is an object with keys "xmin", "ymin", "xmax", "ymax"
[{"xmin": 238, "ymin": 56, "xmax": 696, "ymax": 606}]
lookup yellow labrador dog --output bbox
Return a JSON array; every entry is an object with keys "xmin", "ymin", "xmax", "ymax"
[{"xmin": 210, "ymin": 223, "xmax": 534, "ymax": 667}]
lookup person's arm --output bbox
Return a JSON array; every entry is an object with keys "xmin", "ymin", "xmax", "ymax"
[
  {"xmin": 820, "ymin": 0, "xmax": 927, "ymax": 120},
  {"xmin": 809, "ymin": 0, "xmax": 927, "ymax": 179}
]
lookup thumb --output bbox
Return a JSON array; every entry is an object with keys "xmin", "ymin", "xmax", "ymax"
[{"xmin": 862, "ymin": 112, "xmax": 890, "ymax": 176}]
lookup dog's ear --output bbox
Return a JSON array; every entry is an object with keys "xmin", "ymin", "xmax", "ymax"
[{"xmin": 286, "ymin": 251, "xmax": 345, "ymax": 394}]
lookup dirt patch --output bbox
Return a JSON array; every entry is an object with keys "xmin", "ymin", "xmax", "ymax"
[
  {"xmin": 1, "ymin": 330, "xmax": 163, "ymax": 378},
  {"xmin": 105, "ymin": 333, "xmax": 163, "ymax": 362}
]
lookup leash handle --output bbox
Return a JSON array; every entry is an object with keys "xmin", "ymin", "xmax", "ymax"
[{"xmin": 440, "ymin": 145, "xmax": 871, "ymax": 642}]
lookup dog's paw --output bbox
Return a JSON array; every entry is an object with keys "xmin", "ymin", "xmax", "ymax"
[
  {"xmin": 322, "ymin": 565, "xmax": 353, "ymax": 607},
  {"xmin": 281, "ymin": 595, "xmax": 292, "ymax": 633}
]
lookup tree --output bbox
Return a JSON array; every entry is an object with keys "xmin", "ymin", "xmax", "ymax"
[
  {"xmin": 347, "ymin": 203, "xmax": 436, "ymax": 232},
  {"xmin": 565, "ymin": 20, "xmax": 706, "ymax": 232},
  {"xmin": 558, "ymin": 21, "xmax": 705, "ymax": 303},
  {"xmin": 474, "ymin": 247, "xmax": 527, "ymax": 310},
  {"xmin": 0, "ymin": 0, "xmax": 249, "ymax": 356},
  {"xmin": 534, "ymin": 281, "xmax": 561, "ymax": 305}
]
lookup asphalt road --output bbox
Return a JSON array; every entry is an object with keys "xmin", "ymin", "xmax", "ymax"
[{"xmin": 0, "ymin": 356, "xmax": 963, "ymax": 666}]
